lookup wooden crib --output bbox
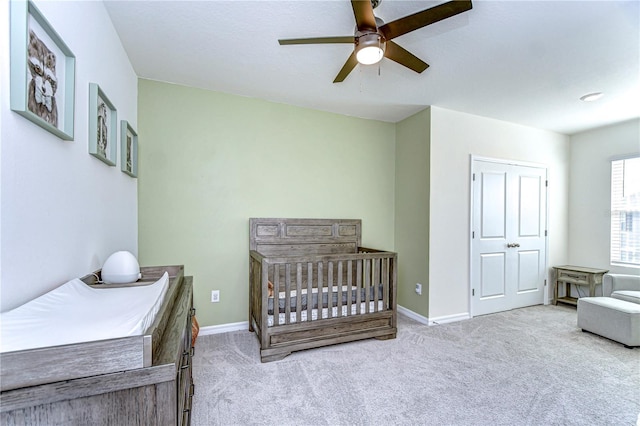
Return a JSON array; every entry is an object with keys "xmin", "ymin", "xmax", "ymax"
[{"xmin": 249, "ymin": 218, "xmax": 397, "ymax": 362}]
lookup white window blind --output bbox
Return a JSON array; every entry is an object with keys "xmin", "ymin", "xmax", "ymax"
[{"xmin": 610, "ymin": 156, "xmax": 640, "ymax": 266}]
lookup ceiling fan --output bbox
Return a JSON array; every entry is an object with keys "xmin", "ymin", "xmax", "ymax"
[{"xmin": 279, "ymin": 0, "xmax": 473, "ymax": 83}]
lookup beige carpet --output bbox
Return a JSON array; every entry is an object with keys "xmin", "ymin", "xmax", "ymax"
[{"xmin": 191, "ymin": 305, "xmax": 640, "ymax": 425}]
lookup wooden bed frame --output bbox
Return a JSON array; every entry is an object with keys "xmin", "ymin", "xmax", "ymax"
[
  {"xmin": 0, "ymin": 265, "xmax": 195, "ymax": 425},
  {"xmin": 249, "ymin": 218, "xmax": 397, "ymax": 362}
]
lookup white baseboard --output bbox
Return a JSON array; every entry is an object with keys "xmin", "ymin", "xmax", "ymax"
[
  {"xmin": 199, "ymin": 309, "xmax": 470, "ymax": 335},
  {"xmin": 198, "ymin": 321, "xmax": 249, "ymax": 336},
  {"xmin": 398, "ymin": 305, "xmax": 470, "ymax": 326},
  {"xmin": 397, "ymin": 305, "xmax": 430, "ymax": 325},
  {"xmin": 429, "ymin": 312, "xmax": 471, "ymax": 325}
]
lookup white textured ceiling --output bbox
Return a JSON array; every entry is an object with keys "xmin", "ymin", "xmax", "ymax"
[{"xmin": 104, "ymin": 0, "xmax": 640, "ymax": 135}]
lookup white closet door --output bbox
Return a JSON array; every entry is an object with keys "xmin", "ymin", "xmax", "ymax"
[{"xmin": 471, "ymin": 159, "xmax": 547, "ymax": 316}]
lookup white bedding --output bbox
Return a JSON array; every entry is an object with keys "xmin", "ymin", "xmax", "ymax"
[
  {"xmin": 272, "ymin": 285, "xmax": 355, "ymax": 298},
  {"xmin": 0, "ymin": 272, "xmax": 170, "ymax": 353},
  {"xmin": 268, "ymin": 301, "xmax": 384, "ymax": 326}
]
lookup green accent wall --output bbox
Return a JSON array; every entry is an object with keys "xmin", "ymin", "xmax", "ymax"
[
  {"xmin": 137, "ymin": 79, "xmax": 396, "ymax": 327},
  {"xmin": 394, "ymin": 108, "xmax": 431, "ymax": 317}
]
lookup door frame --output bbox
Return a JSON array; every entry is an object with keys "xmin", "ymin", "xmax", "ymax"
[{"xmin": 469, "ymin": 155, "xmax": 550, "ymax": 317}]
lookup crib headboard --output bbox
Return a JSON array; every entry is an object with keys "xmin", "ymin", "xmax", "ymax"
[{"xmin": 249, "ymin": 218, "xmax": 361, "ymax": 256}]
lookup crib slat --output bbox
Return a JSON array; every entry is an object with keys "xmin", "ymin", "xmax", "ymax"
[
  {"xmin": 356, "ymin": 259, "xmax": 362, "ymax": 315},
  {"xmin": 285, "ymin": 263, "xmax": 291, "ymax": 325},
  {"xmin": 273, "ymin": 264, "xmax": 280, "ymax": 326},
  {"xmin": 365, "ymin": 258, "xmax": 370, "ymax": 314},
  {"xmin": 296, "ymin": 263, "xmax": 302, "ymax": 323},
  {"xmin": 383, "ymin": 257, "xmax": 389, "ymax": 310},
  {"xmin": 327, "ymin": 262, "xmax": 333, "ymax": 319},
  {"xmin": 370, "ymin": 258, "xmax": 376, "ymax": 312},
  {"xmin": 347, "ymin": 260, "xmax": 353, "ymax": 317},
  {"xmin": 373, "ymin": 258, "xmax": 380, "ymax": 312},
  {"xmin": 307, "ymin": 262, "xmax": 313, "ymax": 322},
  {"xmin": 261, "ymin": 261, "xmax": 269, "ymax": 336},
  {"xmin": 337, "ymin": 260, "xmax": 343, "ymax": 317},
  {"xmin": 318, "ymin": 261, "xmax": 324, "ymax": 320}
]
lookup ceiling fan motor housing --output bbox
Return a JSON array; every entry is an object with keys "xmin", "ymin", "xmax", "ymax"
[{"xmin": 356, "ymin": 32, "xmax": 385, "ymax": 47}]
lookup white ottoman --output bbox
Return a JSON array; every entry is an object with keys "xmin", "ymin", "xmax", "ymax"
[{"xmin": 577, "ymin": 297, "xmax": 640, "ymax": 347}]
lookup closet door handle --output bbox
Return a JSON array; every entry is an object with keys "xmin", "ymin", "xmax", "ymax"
[{"xmin": 507, "ymin": 243, "xmax": 520, "ymax": 248}]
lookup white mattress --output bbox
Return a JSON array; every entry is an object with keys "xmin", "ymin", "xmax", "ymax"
[
  {"xmin": 272, "ymin": 285, "xmax": 355, "ymax": 298},
  {"xmin": 268, "ymin": 301, "xmax": 384, "ymax": 326},
  {"xmin": 0, "ymin": 272, "xmax": 170, "ymax": 353}
]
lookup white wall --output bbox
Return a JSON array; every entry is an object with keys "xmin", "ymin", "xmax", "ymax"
[
  {"xmin": 0, "ymin": 1, "xmax": 138, "ymax": 311},
  {"xmin": 568, "ymin": 118, "xmax": 640, "ymax": 276},
  {"xmin": 428, "ymin": 106, "xmax": 570, "ymax": 320}
]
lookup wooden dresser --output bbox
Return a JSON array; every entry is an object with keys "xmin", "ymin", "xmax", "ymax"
[{"xmin": 0, "ymin": 267, "xmax": 195, "ymax": 425}]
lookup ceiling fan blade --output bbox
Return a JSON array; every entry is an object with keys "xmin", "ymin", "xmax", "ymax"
[
  {"xmin": 380, "ymin": 0, "xmax": 472, "ymax": 40},
  {"xmin": 351, "ymin": 0, "xmax": 377, "ymax": 31},
  {"xmin": 279, "ymin": 36, "xmax": 355, "ymax": 45},
  {"xmin": 334, "ymin": 51, "xmax": 359, "ymax": 83},
  {"xmin": 384, "ymin": 41, "xmax": 429, "ymax": 73}
]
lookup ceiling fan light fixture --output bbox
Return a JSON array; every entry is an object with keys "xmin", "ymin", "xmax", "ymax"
[
  {"xmin": 355, "ymin": 33, "xmax": 385, "ymax": 65},
  {"xmin": 357, "ymin": 46, "xmax": 384, "ymax": 65}
]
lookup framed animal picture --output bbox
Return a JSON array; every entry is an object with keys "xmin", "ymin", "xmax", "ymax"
[
  {"xmin": 120, "ymin": 120, "xmax": 138, "ymax": 178},
  {"xmin": 88, "ymin": 83, "xmax": 117, "ymax": 166},
  {"xmin": 10, "ymin": 0, "xmax": 76, "ymax": 140}
]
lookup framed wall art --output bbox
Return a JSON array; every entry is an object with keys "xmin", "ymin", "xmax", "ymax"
[
  {"xmin": 10, "ymin": 0, "xmax": 76, "ymax": 140},
  {"xmin": 88, "ymin": 83, "xmax": 117, "ymax": 166},
  {"xmin": 120, "ymin": 120, "xmax": 138, "ymax": 178}
]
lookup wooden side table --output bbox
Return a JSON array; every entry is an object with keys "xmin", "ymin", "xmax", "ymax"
[{"xmin": 553, "ymin": 265, "xmax": 609, "ymax": 306}]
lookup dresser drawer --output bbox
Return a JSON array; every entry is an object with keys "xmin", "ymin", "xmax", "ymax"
[{"xmin": 557, "ymin": 271, "xmax": 588, "ymax": 285}]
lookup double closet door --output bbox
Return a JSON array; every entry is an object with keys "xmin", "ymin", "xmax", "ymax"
[{"xmin": 471, "ymin": 158, "xmax": 547, "ymax": 316}]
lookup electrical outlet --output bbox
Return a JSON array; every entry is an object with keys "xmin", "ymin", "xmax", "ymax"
[
  {"xmin": 415, "ymin": 283, "xmax": 422, "ymax": 295},
  {"xmin": 211, "ymin": 290, "xmax": 220, "ymax": 303}
]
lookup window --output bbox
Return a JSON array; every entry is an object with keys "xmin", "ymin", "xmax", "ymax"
[{"xmin": 611, "ymin": 156, "xmax": 640, "ymax": 266}]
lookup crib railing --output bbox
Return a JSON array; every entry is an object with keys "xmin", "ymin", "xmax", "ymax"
[{"xmin": 249, "ymin": 249, "xmax": 397, "ymax": 329}]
